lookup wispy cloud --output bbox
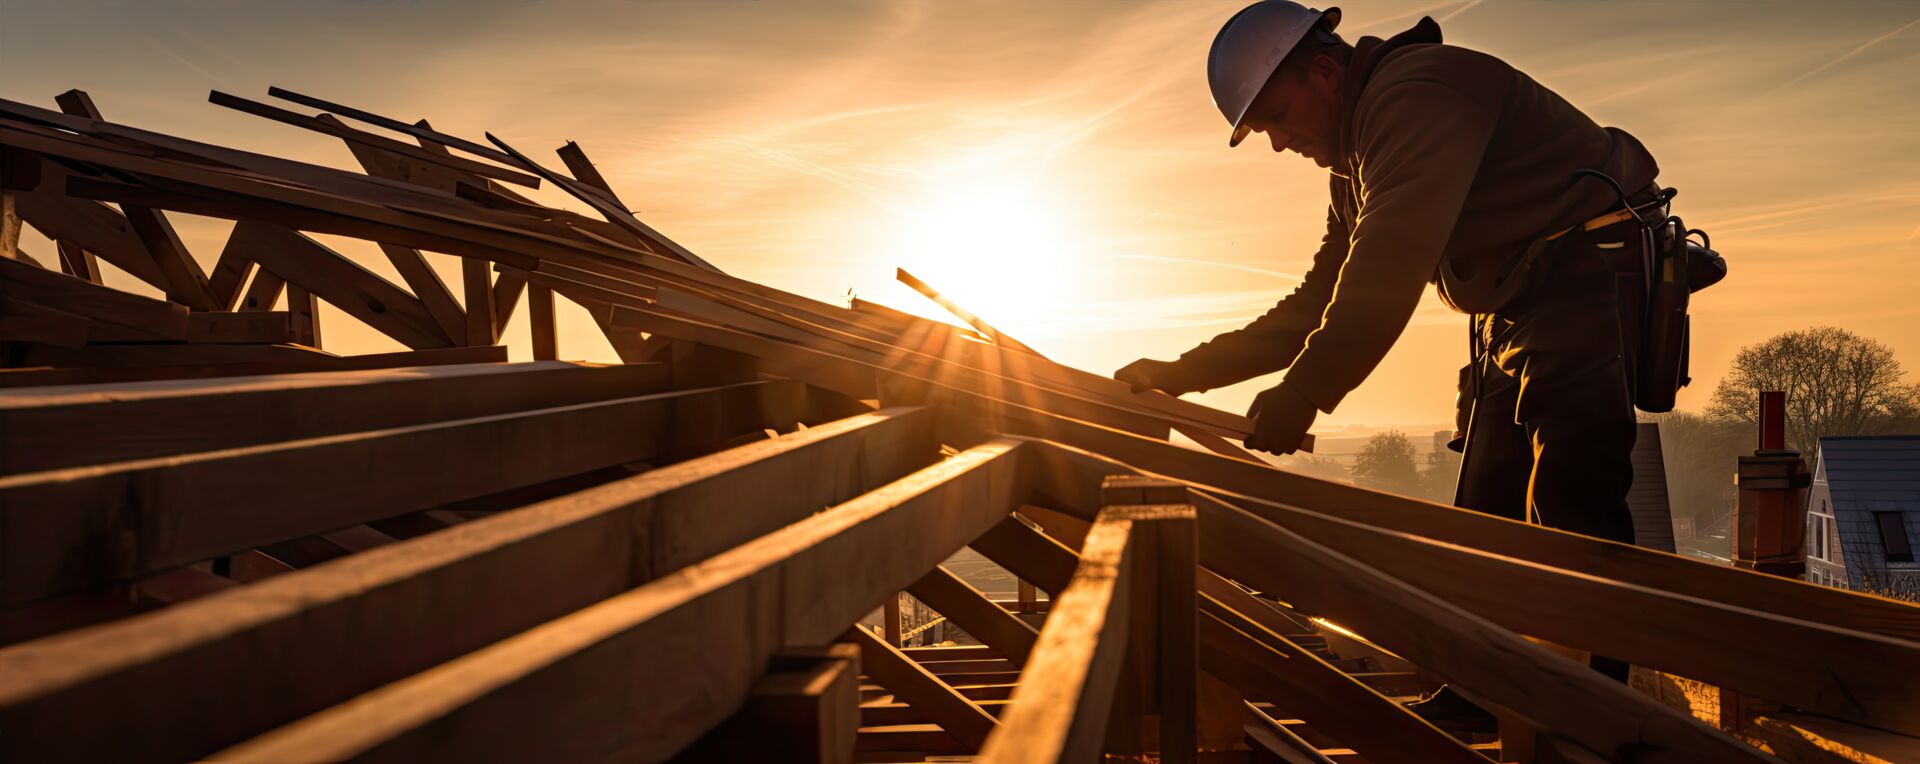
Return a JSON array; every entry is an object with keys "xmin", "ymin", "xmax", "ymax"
[{"xmin": 1771, "ymin": 16, "xmax": 1920, "ymax": 92}]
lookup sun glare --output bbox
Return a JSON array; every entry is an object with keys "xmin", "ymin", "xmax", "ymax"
[{"xmin": 882, "ymin": 173, "xmax": 1087, "ymax": 335}]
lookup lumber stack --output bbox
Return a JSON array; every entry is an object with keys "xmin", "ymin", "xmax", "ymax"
[{"xmin": 3, "ymin": 88, "xmax": 1919, "ymax": 764}]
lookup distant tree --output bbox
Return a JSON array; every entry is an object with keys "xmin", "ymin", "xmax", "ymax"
[
  {"xmin": 1279, "ymin": 453, "xmax": 1352, "ymax": 484},
  {"xmin": 1417, "ymin": 445, "xmax": 1463, "ymax": 504},
  {"xmin": 1706, "ymin": 327, "xmax": 1919, "ymax": 453},
  {"xmin": 1352, "ymin": 430, "xmax": 1421, "ymax": 496}
]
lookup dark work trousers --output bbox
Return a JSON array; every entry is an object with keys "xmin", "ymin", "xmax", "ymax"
[{"xmin": 1452, "ymin": 220, "xmax": 1654, "ymax": 683}]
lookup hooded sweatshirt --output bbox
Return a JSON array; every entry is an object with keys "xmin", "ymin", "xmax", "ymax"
[{"xmin": 1175, "ymin": 19, "xmax": 1659, "ymax": 412}]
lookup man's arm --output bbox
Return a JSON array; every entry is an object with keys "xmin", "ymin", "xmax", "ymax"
[
  {"xmin": 1280, "ymin": 79, "xmax": 1495, "ymax": 412},
  {"xmin": 1165, "ymin": 201, "xmax": 1350, "ymax": 392}
]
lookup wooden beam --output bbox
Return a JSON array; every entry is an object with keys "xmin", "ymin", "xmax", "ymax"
[
  {"xmin": 212, "ymin": 439, "xmax": 1027, "ymax": 762},
  {"xmin": 0, "ymin": 253, "xmax": 188, "ymax": 337},
  {"xmin": 0, "ymin": 361, "xmax": 667, "ymax": 474},
  {"xmin": 978, "ymin": 505, "xmax": 1137, "ymax": 764},
  {"xmin": 0, "ymin": 407, "xmax": 936, "ymax": 764},
  {"xmin": 527, "ymin": 284, "xmax": 557, "ymax": 360},
  {"xmin": 1029, "ymin": 444, "xmax": 1775, "ymax": 763},
  {"xmin": 0, "ymin": 379, "xmax": 808, "ymax": 605},
  {"xmin": 1029, "ymin": 439, "xmax": 1920, "ymax": 741},
  {"xmin": 54, "ymin": 90, "xmax": 218, "ymax": 311},
  {"xmin": 906, "ymin": 565, "xmax": 1041, "ymax": 666},
  {"xmin": 0, "ymin": 296, "xmax": 93, "ymax": 348},
  {"xmin": 1197, "ymin": 576, "xmax": 1488, "ymax": 764},
  {"xmin": 849, "ymin": 625, "xmax": 1000, "ymax": 750},
  {"xmin": 0, "ymin": 345, "xmax": 506, "ymax": 388},
  {"xmin": 491, "ymin": 269, "xmax": 527, "ymax": 333},
  {"xmin": 12, "ymin": 173, "xmax": 168, "ymax": 288},
  {"xmin": 1105, "ymin": 480, "xmax": 1199, "ymax": 764},
  {"xmin": 54, "ymin": 241, "xmax": 100, "ymax": 284},
  {"xmin": 896, "ymin": 267, "xmax": 1044, "ymax": 358},
  {"xmin": 284, "ymin": 284, "xmax": 319, "ymax": 346},
  {"xmin": 226, "ymin": 222, "xmax": 452, "ymax": 349},
  {"xmin": 900, "ymin": 374, "xmax": 1920, "ymax": 642},
  {"xmin": 676, "ymin": 644, "xmax": 861, "ymax": 763},
  {"xmin": 969, "ymin": 514, "xmax": 1080, "ymax": 596},
  {"xmin": 237, "ymin": 267, "xmax": 284, "ymax": 311},
  {"xmin": 206, "ymin": 91, "xmax": 542, "ymax": 188},
  {"xmin": 462, "ymin": 257, "xmax": 495, "ymax": 345}
]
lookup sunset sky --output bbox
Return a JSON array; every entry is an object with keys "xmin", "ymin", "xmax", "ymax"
[{"xmin": 5, "ymin": 0, "xmax": 1917, "ymax": 434}]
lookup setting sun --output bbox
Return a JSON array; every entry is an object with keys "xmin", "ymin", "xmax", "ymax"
[{"xmin": 874, "ymin": 161, "xmax": 1088, "ymax": 337}]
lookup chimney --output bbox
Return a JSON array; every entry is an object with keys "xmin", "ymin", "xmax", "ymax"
[{"xmin": 1732, "ymin": 390, "xmax": 1810, "ymax": 577}]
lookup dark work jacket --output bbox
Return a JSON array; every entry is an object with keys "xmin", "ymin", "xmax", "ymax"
[{"xmin": 1175, "ymin": 19, "xmax": 1659, "ymax": 412}]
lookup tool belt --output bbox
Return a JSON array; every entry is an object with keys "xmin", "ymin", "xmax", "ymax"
[{"xmin": 1448, "ymin": 178, "xmax": 1728, "ymax": 414}]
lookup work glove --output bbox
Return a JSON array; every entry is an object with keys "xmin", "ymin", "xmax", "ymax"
[
  {"xmin": 1114, "ymin": 358, "xmax": 1207, "ymax": 397},
  {"xmin": 1244, "ymin": 382, "xmax": 1317, "ymax": 455}
]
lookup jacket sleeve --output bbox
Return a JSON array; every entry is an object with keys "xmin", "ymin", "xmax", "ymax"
[
  {"xmin": 1281, "ymin": 79, "xmax": 1494, "ymax": 412},
  {"xmin": 1171, "ymin": 200, "xmax": 1350, "ymax": 392}
]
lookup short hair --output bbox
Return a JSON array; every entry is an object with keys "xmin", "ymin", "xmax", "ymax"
[{"xmin": 1274, "ymin": 23, "xmax": 1349, "ymax": 81}]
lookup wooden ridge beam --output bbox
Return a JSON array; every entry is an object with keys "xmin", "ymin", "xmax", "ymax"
[
  {"xmin": 978, "ymin": 504, "xmax": 1137, "ymax": 763},
  {"xmin": 0, "ymin": 379, "xmax": 807, "ymax": 606},
  {"xmin": 0, "ymin": 361, "xmax": 667, "ymax": 474},
  {"xmin": 213, "ymin": 439, "xmax": 1028, "ymax": 762},
  {"xmin": 0, "ymin": 407, "xmax": 936, "ymax": 764}
]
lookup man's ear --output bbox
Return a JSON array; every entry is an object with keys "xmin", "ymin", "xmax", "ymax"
[{"xmin": 1310, "ymin": 53, "xmax": 1343, "ymax": 94}]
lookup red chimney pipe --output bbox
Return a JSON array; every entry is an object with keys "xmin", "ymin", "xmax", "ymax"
[{"xmin": 1733, "ymin": 391, "xmax": 1809, "ymax": 577}]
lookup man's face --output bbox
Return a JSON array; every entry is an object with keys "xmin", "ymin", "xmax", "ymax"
[{"xmin": 1239, "ymin": 53, "xmax": 1343, "ymax": 168}]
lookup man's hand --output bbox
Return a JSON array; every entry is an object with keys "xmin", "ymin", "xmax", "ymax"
[
  {"xmin": 1115, "ymin": 358, "xmax": 1200, "ymax": 396},
  {"xmin": 1244, "ymin": 382, "xmax": 1317, "ymax": 455}
]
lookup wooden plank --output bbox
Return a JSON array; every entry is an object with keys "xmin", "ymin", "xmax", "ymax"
[
  {"xmin": 213, "ymin": 439, "xmax": 1027, "ymax": 762},
  {"xmin": 1029, "ymin": 444, "xmax": 1776, "ymax": 763},
  {"xmin": 527, "ymin": 284, "xmax": 557, "ymax": 360},
  {"xmin": 0, "ymin": 253, "xmax": 188, "ymax": 337},
  {"xmin": 205, "ymin": 233, "xmax": 255, "ymax": 310},
  {"xmin": 12, "ymin": 171, "xmax": 168, "ymax": 288},
  {"xmin": 1198, "ymin": 573, "xmax": 1488, "ymax": 764},
  {"xmin": 53, "ymin": 90, "xmax": 218, "ymax": 311},
  {"xmin": 0, "ymin": 345, "xmax": 505, "ymax": 388},
  {"xmin": 0, "ymin": 297, "xmax": 92, "ymax": 348},
  {"xmin": 906, "ymin": 565, "xmax": 1041, "ymax": 666},
  {"xmin": 55, "ymin": 241, "xmax": 100, "ymax": 284},
  {"xmin": 317, "ymin": 115, "xmax": 471, "ymax": 343},
  {"xmin": 226, "ymin": 221, "xmax": 452, "ymax": 349},
  {"xmin": 461, "ymin": 257, "xmax": 495, "ymax": 345},
  {"xmin": 207, "ymin": 91, "xmax": 542, "ymax": 188},
  {"xmin": 899, "ymin": 372, "xmax": 1920, "ymax": 643},
  {"xmin": 492, "ymin": 268, "xmax": 527, "ymax": 333},
  {"xmin": 283, "ymin": 284, "xmax": 319, "ymax": 346},
  {"xmin": 978, "ymin": 506, "xmax": 1136, "ymax": 764},
  {"xmin": 896, "ymin": 267, "xmax": 1044, "ymax": 358},
  {"xmin": 677, "ymin": 644, "xmax": 861, "ymax": 763},
  {"xmin": 0, "ymin": 361, "xmax": 668, "ymax": 474},
  {"xmin": 1029, "ymin": 439, "xmax": 1920, "ymax": 740},
  {"xmin": 598, "ymin": 298, "xmax": 1173, "ymax": 439},
  {"xmin": 0, "ymin": 379, "xmax": 808, "ymax": 606},
  {"xmin": 555, "ymin": 141, "xmax": 621, "ymax": 202},
  {"xmin": 0, "ymin": 407, "xmax": 933, "ymax": 764},
  {"xmin": 969, "ymin": 514, "xmax": 1080, "ymax": 596},
  {"xmin": 81, "ymin": 311, "xmax": 295, "ymax": 345},
  {"xmin": 884, "ymin": 593, "xmax": 905, "ymax": 647},
  {"xmin": 850, "ymin": 625, "xmax": 1000, "ymax": 750},
  {"xmin": 237, "ymin": 268, "xmax": 284, "ymax": 311}
]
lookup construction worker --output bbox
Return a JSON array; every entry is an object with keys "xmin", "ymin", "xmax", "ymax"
[{"xmin": 1115, "ymin": 0, "xmax": 1677, "ymax": 729}]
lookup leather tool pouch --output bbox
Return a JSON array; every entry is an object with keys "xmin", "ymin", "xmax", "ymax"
[{"xmin": 1634, "ymin": 215, "xmax": 1726, "ymax": 413}]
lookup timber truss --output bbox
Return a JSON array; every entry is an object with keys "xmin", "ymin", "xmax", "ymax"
[{"xmin": 2, "ymin": 89, "xmax": 1918, "ymax": 763}]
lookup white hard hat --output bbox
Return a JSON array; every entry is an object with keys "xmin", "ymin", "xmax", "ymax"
[{"xmin": 1208, "ymin": 1, "xmax": 1341, "ymax": 147}]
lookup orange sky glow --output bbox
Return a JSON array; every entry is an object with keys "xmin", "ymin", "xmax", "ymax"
[{"xmin": 5, "ymin": 0, "xmax": 1917, "ymax": 434}]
